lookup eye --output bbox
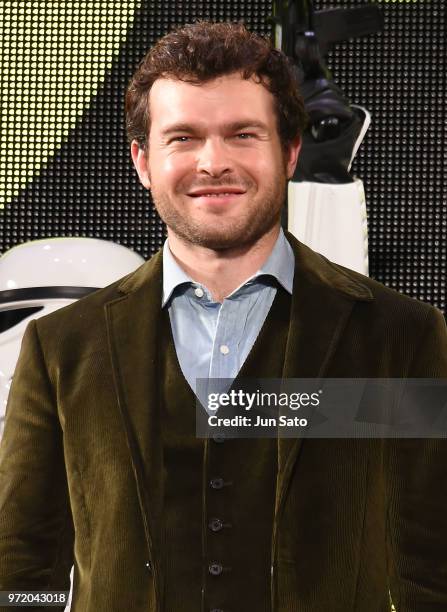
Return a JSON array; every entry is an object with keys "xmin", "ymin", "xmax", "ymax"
[
  {"xmin": 236, "ymin": 133, "xmax": 254, "ymax": 139},
  {"xmin": 172, "ymin": 136, "xmax": 191, "ymax": 143}
]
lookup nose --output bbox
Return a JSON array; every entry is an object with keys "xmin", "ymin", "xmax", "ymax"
[{"xmin": 196, "ymin": 137, "xmax": 233, "ymax": 177}]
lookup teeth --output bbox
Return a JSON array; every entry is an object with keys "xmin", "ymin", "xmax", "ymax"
[
  {"xmin": 191, "ymin": 192, "xmax": 243, "ymax": 197},
  {"xmin": 202, "ymin": 193, "xmax": 233, "ymax": 197}
]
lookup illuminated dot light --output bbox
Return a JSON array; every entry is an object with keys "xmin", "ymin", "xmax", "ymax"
[{"xmin": 0, "ymin": 1, "xmax": 139, "ymax": 207}]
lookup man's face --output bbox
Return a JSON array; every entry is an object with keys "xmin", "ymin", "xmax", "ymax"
[{"xmin": 132, "ymin": 72, "xmax": 301, "ymax": 250}]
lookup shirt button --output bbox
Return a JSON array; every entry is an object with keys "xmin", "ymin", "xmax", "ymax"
[
  {"xmin": 219, "ymin": 344, "xmax": 230, "ymax": 355},
  {"xmin": 209, "ymin": 563, "xmax": 223, "ymax": 576},
  {"xmin": 210, "ymin": 477, "xmax": 224, "ymax": 489},
  {"xmin": 209, "ymin": 518, "xmax": 223, "ymax": 532},
  {"xmin": 194, "ymin": 287, "xmax": 204, "ymax": 298}
]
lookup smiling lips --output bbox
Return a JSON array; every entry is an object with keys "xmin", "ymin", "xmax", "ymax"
[{"xmin": 187, "ymin": 187, "xmax": 246, "ymax": 197}]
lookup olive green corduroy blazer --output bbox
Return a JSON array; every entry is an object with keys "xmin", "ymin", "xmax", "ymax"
[{"xmin": 1, "ymin": 232, "xmax": 447, "ymax": 612}]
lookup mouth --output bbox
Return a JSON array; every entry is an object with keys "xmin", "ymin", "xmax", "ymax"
[
  {"xmin": 189, "ymin": 192, "xmax": 244, "ymax": 197},
  {"xmin": 188, "ymin": 188, "xmax": 246, "ymax": 196},
  {"xmin": 187, "ymin": 192, "xmax": 246, "ymax": 208},
  {"xmin": 187, "ymin": 188, "xmax": 246, "ymax": 206}
]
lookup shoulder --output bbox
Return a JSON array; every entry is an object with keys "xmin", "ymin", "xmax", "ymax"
[
  {"xmin": 33, "ymin": 249, "xmax": 163, "ymax": 345},
  {"xmin": 286, "ymin": 233, "xmax": 446, "ymax": 374},
  {"xmin": 287, "ymin": 230, "xmax": 443, "ymax": 325},
  {"xmin": 328, "ymin": 256, "xmax": 442, "ymax": 327}
]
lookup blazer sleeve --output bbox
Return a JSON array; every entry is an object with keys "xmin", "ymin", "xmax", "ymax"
[
  {"xmin": 0, "ymin": 320, "xmax": 73, "ymax": 610},
  {"xmin": 386, "ymin": 307, "xmax": 447, "ymax": 611}
]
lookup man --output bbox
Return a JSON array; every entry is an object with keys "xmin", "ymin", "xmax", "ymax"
[{"xmin": 1, "ymin": 21, "xmax": 446, "ymax": 612}]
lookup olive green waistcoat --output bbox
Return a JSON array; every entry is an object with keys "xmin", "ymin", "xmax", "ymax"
[{"xmin": 159, "ymin": 286, "xmax": 291, "ymax": 612}]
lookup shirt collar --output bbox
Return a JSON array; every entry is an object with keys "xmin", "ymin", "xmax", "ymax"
[{"xmin": 162, "ymin": 227, "xmax": 295, "ymax": 307}]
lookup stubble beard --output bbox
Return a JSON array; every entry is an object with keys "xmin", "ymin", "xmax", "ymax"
[{"xmin": 150, "ymin": 173, "xmax": 287, "ymax": 251}]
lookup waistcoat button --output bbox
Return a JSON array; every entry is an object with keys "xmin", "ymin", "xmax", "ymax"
[
  {"xmin": 210, "ymin": 609, "xmax": 224, "ymax": 612},
  {"xmin": 209, "ymin": 562, "xmax": 223, "ymax": 576},
  {"xmin": 209, "ymin": 518, "xmax": 223, "ymax": 532},
  {"xmin": 210, "ymin": 477, "xmax": 224, "ymax": 489}
]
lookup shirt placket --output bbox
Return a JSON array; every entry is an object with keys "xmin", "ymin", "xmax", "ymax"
[{"xmin": 209, "ymin": 294, "xmax": 250, "ymax": 382}]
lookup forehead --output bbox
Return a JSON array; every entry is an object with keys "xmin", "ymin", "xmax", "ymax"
[{"xmin": 148, "ymin": 73, "xmax": 276, "ymax": 131}]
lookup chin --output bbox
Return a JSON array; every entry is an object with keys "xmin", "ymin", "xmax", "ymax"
[
  {"xmin": 184, "ymin": 227, "xmax": 271, "ymax": 251},
  {"xmin": 186, "ymin": 235, "xmax": 243, "ymax": 250},
  {"xmin": 198, "ymin": 239, "xmax": 242, "ymax": 251}
]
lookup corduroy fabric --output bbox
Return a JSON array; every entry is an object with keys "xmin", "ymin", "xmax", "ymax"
[{"xmin": 1, "ymin": 232, "xmax": 447, "ymax": 611}]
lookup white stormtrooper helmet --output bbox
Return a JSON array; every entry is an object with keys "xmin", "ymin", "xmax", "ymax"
[{"xmin": 0, "ymin": 237, "xmax": 145, "ymax": 438}]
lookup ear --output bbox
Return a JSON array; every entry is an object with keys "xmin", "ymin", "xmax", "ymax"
[
  {"xmin": 285, "ymin": 135, "xmax": 302, "ymax": 180},
  {"xmin": 131, "ymin": 140, "xmax": 151, "ymax": 189}
]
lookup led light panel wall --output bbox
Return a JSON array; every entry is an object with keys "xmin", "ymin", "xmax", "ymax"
[
  {"xmin": 317, "ymin": 0, "xmax": 446, "ymax": 313},
  {"xmin": 0, "ymin": 0, "xmax": 445, "ymax": 313}
]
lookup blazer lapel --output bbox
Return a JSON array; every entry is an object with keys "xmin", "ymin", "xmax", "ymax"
[
  {"xmin": 104, "ymin": 251, "xmax": 164, "ymax": 599},
  {"xmin": 275, "ymin": 232, "xmax": 374, "ymax": 520}
]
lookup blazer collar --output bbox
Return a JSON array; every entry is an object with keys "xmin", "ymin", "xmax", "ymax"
[
  {"xmin": 116, "ymin": 231, "xmax": 373, "ymax": 303},
  {"xmin": 284, "ymin": 230, "xmax": 372, "ymax": 302}
]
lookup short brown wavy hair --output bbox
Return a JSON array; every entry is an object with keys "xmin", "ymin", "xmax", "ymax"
[{"xmin": 125, "ymin": 20, "xmax": 307, "ymax": 151}]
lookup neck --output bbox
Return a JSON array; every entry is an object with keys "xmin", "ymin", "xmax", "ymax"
[{"xmin": 167, "ymin": 225, "xmax": 281, "ymax": 303}]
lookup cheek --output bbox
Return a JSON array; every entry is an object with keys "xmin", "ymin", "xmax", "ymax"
[
  {"xmin": 246, "ymin": 151, "xmax": 283, "ymax": 182},
  {"xmin": 156, "ymin": 155, "xmax": 192, "ymax": 191}
]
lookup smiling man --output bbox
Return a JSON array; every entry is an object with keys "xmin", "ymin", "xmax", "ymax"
[{"xmin": 1, "ymin": 20, "xmax": 447, "ymax": 612}]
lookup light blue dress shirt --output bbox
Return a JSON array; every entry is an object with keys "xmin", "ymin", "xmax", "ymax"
[{"xmin": 162, "ymin": 228, "xmax": 295, "ymax": 400}]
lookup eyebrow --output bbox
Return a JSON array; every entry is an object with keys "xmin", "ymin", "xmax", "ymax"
[{"xmin": 160, "ymin": 120, "xmax": 270, "ymax": 137}]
